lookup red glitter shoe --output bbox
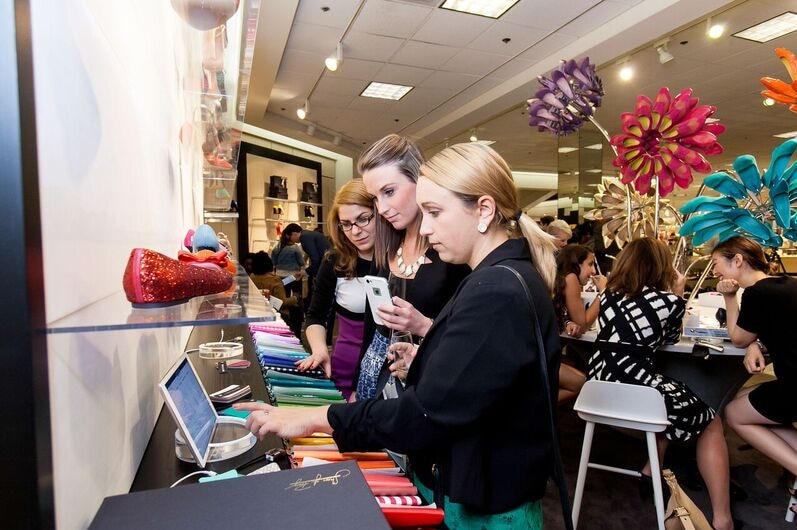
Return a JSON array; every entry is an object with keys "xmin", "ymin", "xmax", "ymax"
[{"xmin": 123, "ymin": 248, "xmax": 233, "ymax": 307}]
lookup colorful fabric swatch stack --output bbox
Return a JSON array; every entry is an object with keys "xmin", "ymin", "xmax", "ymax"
[
  {"xmin": 248, "ymin": 322, "xmax": 443, "ymax": 528},
  {"xmin": 249, "ymin": 322, "xmax": 343, "ymax": 406}
]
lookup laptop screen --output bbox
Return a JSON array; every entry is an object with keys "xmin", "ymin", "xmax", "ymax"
[{"xmin": 161, "ymin": 357, "xmax": 217, "ymax": 466}]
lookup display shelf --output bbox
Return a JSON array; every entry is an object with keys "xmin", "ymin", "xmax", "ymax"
[
  {"xmin": 204, "ymin": 211, "xmax": 239, "ymax": 220},
  {"xmin": 253, "ymin": 197, "xmax": 322, "ymax": 206},
  {"xmin": 44, "ymin": 267, "xmax": 276, "ymax": 334}
]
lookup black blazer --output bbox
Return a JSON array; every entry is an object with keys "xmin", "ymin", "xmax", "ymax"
[{"xmin": 328, "ymin": 238, "xmax": 561, "ymax": 513}]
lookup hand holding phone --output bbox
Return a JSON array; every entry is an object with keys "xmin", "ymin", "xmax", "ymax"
[{"xmin": 364, "ymin": 275, "xmax": 394, "ymax": 325}]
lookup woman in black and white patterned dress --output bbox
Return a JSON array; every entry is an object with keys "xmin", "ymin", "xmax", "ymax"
[{"xmin": 587, "ymin": 238, "xmax": 734, "ymax": 530}]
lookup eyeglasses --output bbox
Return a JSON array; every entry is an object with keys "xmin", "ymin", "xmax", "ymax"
[{"xmin": 339, "ymin": 214, "xmax": 374, "ymax": 232}]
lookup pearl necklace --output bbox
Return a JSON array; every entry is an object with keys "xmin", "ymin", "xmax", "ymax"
[{"xmin": 396, "ymin": 246, "xmax": 425, "ymax": 277}]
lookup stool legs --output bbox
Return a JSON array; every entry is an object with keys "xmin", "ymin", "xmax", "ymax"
[
  {"xmin": 786, "ymin": 477, "xmax": 797, "ymax": 522},
  {"xmin": 646, "ymin": 431, "xmax": 665, "ymax": 530},
  {"xmin": 572, "ymin": 421, "xmax": 595, "ymax": 529}
]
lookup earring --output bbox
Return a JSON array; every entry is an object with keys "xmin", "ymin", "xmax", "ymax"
[{"xmin": 477, "ymin": 222, "xmax": 487, "ymax": 234}]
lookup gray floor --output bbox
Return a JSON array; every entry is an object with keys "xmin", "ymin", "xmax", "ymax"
[{"xmin": 543, "ymin": 406, "xmax": 794, "ymax": 529}]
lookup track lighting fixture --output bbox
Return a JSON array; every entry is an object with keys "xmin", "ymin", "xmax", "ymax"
[
  {"xmin": 655, "ymin": 39, "xmax": 674, "ymax": 64},
  {"xmin": 469, "ymin": 129, "xmax": 478, "ymax": 142},
  {"xmin": 297, "ymin": 100, "xmax": 309, "ymax": 120},
  {"xmin": 306, "ymin": 123, "xmax": 316, "ymax": 136},
  {"xmin": 325, "ymin": 43, "xmax": 343, "ymax": 72}
]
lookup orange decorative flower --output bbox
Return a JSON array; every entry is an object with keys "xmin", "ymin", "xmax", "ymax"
[{"xmin": 761, "ymin": 47, "xmax": 797, "ymax": 113}]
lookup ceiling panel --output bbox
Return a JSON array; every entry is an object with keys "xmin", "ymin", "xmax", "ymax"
[
  {"xmin": 343, "ymin": 31, "xmax": 406, "ymax": 61},
  {"xmin": 328, "ymin": 57, "xmax": 384, "ymax": 81},
  {"xmin": 441, "ymin": 49, "xmax": 510, "ymax": 75},
  {"xmin": 285, "ymin": 22, "xmax": 342, "ymax": 54},
  {"xmin": 279, "ymin": 49, "xmax": 325, "ymax": 75},
  {"xmin": 501, "ymin": 0, "xmax": 602, "ymax": 30},
  {"xmin": 373, "ymin": 63, "xmax": 435, "ymax": 85},
  {"xmin": 410, "ymin": 8, "xmax": 492, "ymax": 47},
  {"xmin": 420, "ymin": 70, "xmax": 482, "ymax": 91},
  {"xmin": 560, "ymin": 1, "xmax": 636, "ymax": 38},
  {"xmin": 392, "ymin": 40, "xmax": 460, "ymax": 68},
  {"xmin": 355, "ymin": 0, "xmax": 432, "ymax": 38},
  {"xmin": 294, "ymin": 0, "xmax": 361, "ymax": 28},
  {"xmin": 467, "ymin": 21, "xmax": 548, "ymax": 55}
]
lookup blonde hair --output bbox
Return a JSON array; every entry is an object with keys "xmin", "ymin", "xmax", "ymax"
[
  {"xmin": 327, "ymin": 179, "xmax": 376, "ymax": 278},
  {"xmin": 357, "ymin": 134, "xmax": 426, "ymax": 270},
  {"xmin": 420, "ymin": 143, "xmax": 558, "ymax": 292},
  {"xmin": 547, "ymin": 219, "xmax": 572, "ymax": 238}
]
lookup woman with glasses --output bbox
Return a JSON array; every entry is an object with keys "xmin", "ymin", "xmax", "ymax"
[
  {"xmin": 296, "ymin": 180, "xmax": 376, "ymax": 399},
  {"xmin": 355, "ymin": 134, "xmax": 469, "ymax": 400}
]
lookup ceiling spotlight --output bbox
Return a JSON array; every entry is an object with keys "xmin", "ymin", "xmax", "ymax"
[
  {"xmin": 297, "ymin": 100, "xmax": 309, "ymax": 120},
  {"xmin": 469, "ymin": 129, "xmax": 478, "ymax": 142},
  {"xmin": 306, "ymin": 123, "xmax": 316, "ymax": 136},
  {"xmin": 332, "ymin": 135, "xmax": 341, "ymax": 146},
  {"xmin": 655, "ymin": 39, "xmax": 674, "ymax": 64},
  {"xmin": 763, "ymin": 97, "xmax": 776, "ymax": 107},
  {"xmin": 706, "ymin": 17, "xmax": 725, "ymax": 39},
  {"xmin": 619, "ymin": 65, "xmax": 633, "ymax": 81},
  {"xmin": 325, "ymin": 42, "xmax": 342, "ymax": 72}
]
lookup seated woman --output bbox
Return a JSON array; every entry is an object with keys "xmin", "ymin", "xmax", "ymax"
[
  {"xmin": 296, "ymin": 180, "xmax": 376, "ymax": 400},
  {"xmin": 587, "ymin": 238, "xmax": 733, "ymax": 530},
  {"xmin": 249, "ymin": 251, "xmax": 301, "ymax": 336},
  {"xmin": 552, "ymin": 244, "xmax": 606, "ymax": 403},
  {"xmin": 547, "ymin": 219, "xmax": 572, "ymax": 250},
  {"xmin": 553, "ymin": 244, "xmax": 607, "ymax": 337},
  {"xmin": 236, "ymin": 143, "xmax": 562, "ymax": 529},
  {"xmin": 717, "ymin": 237, "xmax": 797, "ymax": 508}
]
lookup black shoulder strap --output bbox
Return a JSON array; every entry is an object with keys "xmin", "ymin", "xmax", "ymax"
[{"xmin": 496, "ymin": 265, "xmax": 574, "ymax": 530}]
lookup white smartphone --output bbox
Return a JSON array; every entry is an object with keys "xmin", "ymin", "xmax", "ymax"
[{"xmin": 364, "ymin": 275, "xmax": 394, "ymax": 325}]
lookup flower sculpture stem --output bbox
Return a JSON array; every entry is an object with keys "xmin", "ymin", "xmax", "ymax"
[{"xmin": 587, "ymin": 114, "xmax": 634, "ymax": 241}]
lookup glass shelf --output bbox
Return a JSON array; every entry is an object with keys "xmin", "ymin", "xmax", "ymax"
[
  {"xmin": 43, "ymin": 267, "xmax": 276, "ymax": 334},
  {"xmin": 251, "ymin": 196, "xmax": 321, "ymax": 206}
]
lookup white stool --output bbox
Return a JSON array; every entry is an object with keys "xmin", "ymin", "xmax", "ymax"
[
  {"xmin": 571, "ymin": 380, "xmax": 671, "ymax": 530},
  {"xmin": 786, "ymin": 476, "xmax": 797, "ymax": 522}
]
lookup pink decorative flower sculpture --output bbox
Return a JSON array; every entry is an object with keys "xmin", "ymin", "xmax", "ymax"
[{"xmin": 609, "ymin": 87, "xmax": 725, "ymax": 196}]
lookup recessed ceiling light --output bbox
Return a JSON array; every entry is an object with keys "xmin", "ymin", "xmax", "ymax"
[
  {"xmin": 619, "ymin": 65, "xmax": 633, "ymax": 81},
  {"xmin": 439, "ymin": 0, "xmax": 519, "ymax": 19},
  {"xmin": 584, "ymin": 143, "xmax": 603, "ymax": 150},
  {"xmin": 733, "ymin": 12, "xmax": 797, "ymax": 43},
  {"xmin": 558, "ymin": 147, "xmax": 578, "ymax": 154},
  {"xmin": 360, "ymin": 82, "xmax": 413, "ymax": 100},
  {"xmin": 773, "ymin": 130, "xmax": 797, "ymax": 139},
  {"xmin": 763, "ymin": 97, "xmax": 776, "ymax": 107}
]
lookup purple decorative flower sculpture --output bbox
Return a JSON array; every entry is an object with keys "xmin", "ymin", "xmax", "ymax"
[
  {"xmin": 527, "ymin": 57, "xmax": 604, "ymax": 135},
  {"xmin": 609, "ymin": 87, "xmax": 725, "ymax": 196}
]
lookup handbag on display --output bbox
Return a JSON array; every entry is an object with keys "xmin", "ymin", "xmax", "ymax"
[
  {"xmin": 300, "ymin": 182, "xmax": 319, "ymax": 203},
  {"xmin": 663, "ymin": 469, "xmax": 712, "ymax": 530},
  {"xmin": 268, "ymin": 175, "xmax": 288, "ymax": 199}
]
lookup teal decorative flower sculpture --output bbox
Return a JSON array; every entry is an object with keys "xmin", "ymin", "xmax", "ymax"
[
  {"xmin": 610, "ymin": 87, "xmax": 725, "ymax": 197},
  {"xmin": 678, "ymin": 139, "xmax": 797, "ymax": 247}
]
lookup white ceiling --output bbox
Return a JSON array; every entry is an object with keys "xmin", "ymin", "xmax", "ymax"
[{"xmin": 246, "ymin": 0, "xmax": 797, "ymax": 209}]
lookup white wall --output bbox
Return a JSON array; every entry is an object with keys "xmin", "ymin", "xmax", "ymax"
[{"xmin": 30, "ymin": 1, "xmax": 204, "ymax": 528}]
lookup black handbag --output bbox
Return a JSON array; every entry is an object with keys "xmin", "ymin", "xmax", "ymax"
[
  {"xmin": 268, "ymin": 175, "xmax": 288, "ymax": 199},
  {"xmin": 497, "ymin": 265, "xmax": 575, "ymax": 530}
]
